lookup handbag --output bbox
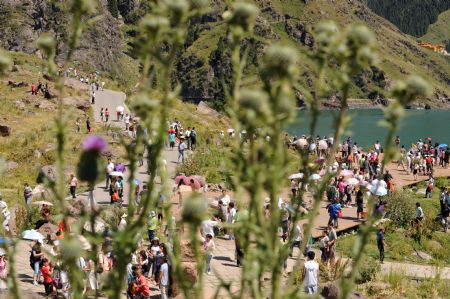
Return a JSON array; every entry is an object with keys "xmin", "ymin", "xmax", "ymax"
[{"xmin": 338, "ymin": 210, "xmax": 343, "ymax": 218}]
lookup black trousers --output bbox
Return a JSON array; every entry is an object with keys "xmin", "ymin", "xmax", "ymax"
[{"xmin": 377, "ymin": 242, "xmax": 384, "ymax": 262}]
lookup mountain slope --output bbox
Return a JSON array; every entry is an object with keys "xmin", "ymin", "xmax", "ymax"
[{"xmin": 421, "ymin": 10, "xmax": 450, "ymax": 51}]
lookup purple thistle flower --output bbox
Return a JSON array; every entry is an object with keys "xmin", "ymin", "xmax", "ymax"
[{"xmin": 83, "ymin": 136, "xmax": 108, "ymax": 152}]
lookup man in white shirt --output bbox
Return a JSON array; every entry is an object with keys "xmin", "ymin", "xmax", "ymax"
[
  {"xmin": 303, "ymin": 251, "xmax": 319, "ymax": 294},
  {"xmin": 289, "ymin": 223, "xmax": 302, "ymax": 257},
  {"xmin": 159, "ymin": 257, "xmax": 170, "ymax": 299},
  {"xmin": 178, "ymin": 138, "xmax": 187, "ymax": 163},
  {"xmin": 185, "ymin": 127, "xmax": 191, "ymax": 149},
  {"xmin": 201, "ymin": 218, "xmax": 219, "ymax": 238},
  {"xmin": 105, "ymin": 159, "xmax": 115, "ymax": 188}
]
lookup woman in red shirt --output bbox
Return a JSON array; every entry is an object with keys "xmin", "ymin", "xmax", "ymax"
[
  {"xmin": 136, "ymin": 267, "xmax": 150, "ymax": 299},
  {"xmin": 40, "ymin": 259, "xmax": 55, "ymax": 296}
]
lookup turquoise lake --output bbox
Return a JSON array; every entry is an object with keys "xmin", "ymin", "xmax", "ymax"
[{"xmin": 287, "ymin": 109, "xmax": 450, "ymax": 148}]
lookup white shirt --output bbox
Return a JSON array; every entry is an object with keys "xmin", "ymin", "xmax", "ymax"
[
  {"xmin": 227, "ymin": 208, "xmax": 236, "ymax": 224},
  {"xmin": 106, "ymin": 162, "xmax": 115, "ymax": 174},
  {"xmin": 201, "ymin": 220, "xmax": 218, "ymax": 237},
  {"xmin": 304, "ymin": 260, "xmax": 319, "ymax": 287},
  {"xmin": 118, "ymin": 219, "xmax": 127, "ymax": 231},
  {"xmin": 221, "ymin": 194, "xmax": 231, "ymax": 206},
  {"xmin": 150, "ymin": 245, "xmax": 160, "ymax": 256},
  {"xmin": 160, "ymin": 263, "xmax": 169, "ymax": 286},
  {"xmin": 292, "ymin": 225, "xmax": 302, "ymax": 242},
  {"xmin": 179, "ymin": 142, "xmax": 187, "ymax": 151}
]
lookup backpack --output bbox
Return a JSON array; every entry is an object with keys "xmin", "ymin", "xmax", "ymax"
[{"xmin": 190, "ymin": 130, "xmax": 196, "ymax": 138}]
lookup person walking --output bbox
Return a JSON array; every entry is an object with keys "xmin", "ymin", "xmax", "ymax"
[
  {"xmin": 158, "ymin": 257, "xmax": 170, "ymax": 299},
  {"xmin": 86, "ymin": 117, "xmax": 91, "ymax": 134},
  {"xmin": 40, "ymin": 259, "xmax": 55, "ymax": 296},
  {"xmin": 91, "ymin": 92, "xmax": 95, "ymax": 104},
  {"xmin": 100, "ymin": 108, "xmax": 104, "ymax": 122},
  {"xmin": 169, "ymin": 132, "xmax": 175, "ymax": 150},
  {"xmin": 319, "ymin": 230, "xmax": 329, "ymax": 263},
  {"xmin": 69, "ymin": 174, "xmax": 78, "ymax": 199},
  {"xmin": 24, "ymin": 183, "xmax": 33, "ymax": 206},
  {"xmin": 203, "ymin": 234, "xmax": 215, "ymax": 275},
  {"xmin": 377, "ymin": 227, "xmax": 385, "ymax": 263},
  {"xmin": 178, "ymin": 137, "xmax": 187, "ymax": 163},
  {"xmin": 124, "ymin": 114, "xmax": 130, "ymax": 131},
  {"xmin": 327, "ymin": 224, "xmax": 337, "ymax": 266},
  {"xmin": 105, "ymin": 108, "xmax": 109, "ymax": 122},
  {"xmin": 190, "ymin": 127, "xmax": 197, "ymax": 150},
  {"xmin": 0, "ymin": 254, "xmax": 7, "ymax": 291},
  {"xmin": 105, "ymin": 158, "xmax": 114, "ymax": 189},
  {"xmin": 76, "ymin": 117, "xmax": 81, "ymax": 133},
  {"xmin": 148, "ymin": 211, "xmax": 158, "ymax": 242},
  {"xmin": 31, "ymin": 240, "xmax": 43, "ymax": 286},
  {"xmin": 303, "ymin": 251, "xmax": 319, "ymax": 294}
]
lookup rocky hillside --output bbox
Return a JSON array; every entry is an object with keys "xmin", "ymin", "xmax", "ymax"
[{"xmin": 1, "ymin": 0, "xmax": 450, "ymax": 108}]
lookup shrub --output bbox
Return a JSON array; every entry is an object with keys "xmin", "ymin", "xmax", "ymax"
[
  {"xmin": 355, "ymin": 256, "xmax": 380, "ymax": 284},
  {"xmin": 434, "ymin": 177, "xmax": 449, "ymax": 190},
  {"xmin": 384, "ymin": 192, "xmax": 415, "ymax": 228}
]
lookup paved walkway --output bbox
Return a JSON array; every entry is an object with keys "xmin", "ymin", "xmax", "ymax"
[{"xmin": 381, "ymin": 261, "xmax": 450, "ymax": 279}]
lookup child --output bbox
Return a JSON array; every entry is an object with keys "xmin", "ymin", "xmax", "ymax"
[
  {"xmin": 40, "ymin": 259, "xmax": 55, "ymax": 296},
  {"xmin": 319, "ymin": 230, "xmax": 329, "ymax": 263},
  {"xmin": 203, "ymin": 234, "xmax": 215, "ymax": 274}
]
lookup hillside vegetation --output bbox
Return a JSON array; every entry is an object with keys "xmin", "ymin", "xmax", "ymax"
[
  {"xmin": 365, "ymin": 0, "xmax": 450, "ymax": 37},
  {"xmin": 422, "ymin": 9, "xmax": 450, "ymax": 51}
]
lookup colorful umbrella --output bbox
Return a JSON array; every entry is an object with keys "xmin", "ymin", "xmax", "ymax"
[
  {"xmin": 115, "ymin": 163, "xmax": 126, "ymax": 172},
  {"xmin": 110, "ymin": 171, "xmax": 124, "ymax": 177},
  {"xmin": 438, "ymin": 144, "xmax": 448, "ymax": 149},
  {"xmin": 339, "ymin": 169, "xmax": 353, "ymax": 177},
  {"xmin": 309, "ymin": 173, "xmax": 321, "ymax": 180},
  {"xmin": 22, "ymin": 230, "xmax": 44, "ymax": 241},
  {"xmin": 32, "ymin": 201, "xmax": 53, "ymax": 207}
]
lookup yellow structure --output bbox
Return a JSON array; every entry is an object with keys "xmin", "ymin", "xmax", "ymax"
[{"xmin": 417, "ymin": 42, "xmax": 446, "ymax": 54}]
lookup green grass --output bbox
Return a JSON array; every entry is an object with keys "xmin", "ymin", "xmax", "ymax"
[
  {"xmin": 337, "ymin": 191, "xmax": 450, "ymax": 266},
  {"xmin": 421, "ymin": 10, "xmax": 450, "ymax": 45}
]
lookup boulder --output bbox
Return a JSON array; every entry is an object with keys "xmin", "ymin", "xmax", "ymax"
[
  {"xmin": 7, "ymin": 80, "xmax": 28, "ymax": 88},
  {"xmin": 63, "ymin": 78, "xmax": 89, "ymax": 92},
  {"xmin": 0, "ymin": 125, "xmax": 11, "ymax": 137},
  {"xmin": 62, "ymin": 96, "xmax": 91, "ymax": 111},
  {"xmin": 412, "ymin": 250, "xmax": 432, "ymax": 261},
  {"xmin": 37, "ymin": 165, "xmax": 57, "ymax": 183},
  {"xmin": 35, "ymin": 101, "xmax": 56, "ymax": 111},
  {"xmin": 367, "ymin": 282, "xmax": 391, "ymax": 295},
  {"xmin": 321, "ymin": 281, "xmax": 369, "ymax": 299},
  {"xmin": 6, "ymin": 161, "xmax": 18, "ymax": 171},
  {"xmin": 14, "ymin": 100, "xmax": 25, "ymax": 109},
  {"xmin": 33, "ymin": 149, "xmax": 42, "ymax": 158},
  {"xmin": 196, "ymin": 101, "xmax": 220, "ymax": 118}
]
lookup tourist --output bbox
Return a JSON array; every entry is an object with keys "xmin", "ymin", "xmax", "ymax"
[
  {"xmin": 41, "ymin": 259, "xmax": 55, "ymax": 296},
  {"xmin": 69, "ymin": 173, "xmax": 78, "ymax": 199},
  {"xmin": 319, "ymin": 230, "xmax": 329, "ymax": 263},
  {"xmin": 86, "ymin": 117, "xmax": 91, "ymax": 134},
  {"xmin": 414, "ymin": 202, "xmax": 424, "ymax": 225},
  {"xmin": 374, "ymin": 140, "xmax": 381, "ymax": 154},
  {"xmin": 217, "ymin": 200, "xmax": 228, "ymax": 223},
  {"xmin": 356, "ymin": 187, "xmax": 364, "ymax": 221},
  {"xmin": 303, "ymin": 251, "xmax": 319, "ymax": 294},
  {"xmin": 124, "ymin": 114, "xmax": 130, "ymax": 131},
  {"xmin": 178, "ymin": 137, "xmax": 187, "ymax": 163},
  {"xmin": 227, "ymin": 202, "xmax": 236, "ymax": 240},
  {"xmin": 376, "ymin": 227, "xmax": 385, "ymax": 263},
  {"xmin": 169, "ymin": 131, "xmax": 175, "ymax": 150},
  {"xmin": 158, "ymin": 257, "xmax": 170, "ymax": 299},
  {"xmin": 290, "ymin": 179, "xmax": 298, "ymax": 197},
  {"xmin": 118, "ymin": 213, "xmax": 127, "ymax": 231},
  {"xmin": 201, "ymin": 217, "xmax": 219, "ymax": 238},
  {"xmin": 327, "ymin": 200, "xmax": 341, "ymax": 229},
  {"xmin": 148, "ymin": 211, "xmax": 158, "ymax": 242},
  {"xmin": 203, "ymin": 234, "xmax": 215, "ymax": 274},
  {"xmin": 190, "ymin": 127, "xmax": 197, "ymax": 150},
  {"xmin": 442, "ymin": 202, "xmax": 449, "ymax": 232},
  {"xmin": 0, "ymin": 254, "xmax": 7, "ymax": 291},
  {"xmin": 31, "ymin": 239, "xmax": 43, "ymax": 286},
  {"xmin": 76, "ymin": 117, "xmax": 81, "ymax": 133},
  {"xmin": 327, "ymin": 224, "xmax": 337, "ymax": 265},
  {"xmin": 185, "ymin": 127, "xmax": 191, "ymax": 149},
  {"xmin": 105, "ymin": 158, "xmax": 115, "ymax": 189},
  {"xmin": 104, "ymin": 108, "xmax": 109, "ymax": 122},
  {"xmin": 100, "ymin": 108, "xmax": 104, "ymax": 122},
  {"xmin": 91, "ymin": 92, "xmax": 95, "ymax": 104},
  {"xmin": 289, "ymin": 222, "xmax": 302, "ymax": 257},
  {"xmin": 280, "ymin": 202, "xmax": 290, "ymax": 239},
  {"xmin": 135, "ymin": 267, "xmax": 150, "ymax": 299},
  {"xmin": 24, "ymin": 183, "xmax": 33, "ymax": 206}
]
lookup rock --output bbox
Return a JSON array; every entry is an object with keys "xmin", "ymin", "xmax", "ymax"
[
  {"xmin": 6, "ymin": 161, "xmax": 18, "ymax": 171},
  {"xmin": 424, "ymin": 104, "xmax": 431, "ymax": 110},
  {"xmin": 427, "ymin": 240, "xmax": 442, "ymax": 251},
  {"xmin": 321, "ymin": 281, "xmax": 369, "ymax": 299},
  {"xmin": 63, "ymin": 78, "xmax": 89, "ymax": 92},
  {"xmin": 412, "ymin": 250, "xmax": 432, "ymax": 261},
  {"xmin": 44, "ymin": 143, "xmax": 55, "ymax": 153},
  {"xmin": 0, "ymin": 125, "xmax": 11, "ymax": 137},
  {"xmin": 180, "ymin": 240, "xmax": 196, "ymax": 263},
  {"xmin": 33, "ymin": 149, "xmax": 42, "ymax": 158},
  {"xmin": 43, "ymin": 73, "xmax": 54, "ymax": 82},
  {"xmin": 284, "ymin": 20, "xmax": 314, "ymax": 48},
  {"xmin": 35, "ymin": 101, "xmax": 55, "ymax": 111},
  {"xmin": 14, "ymin": 100, "xmax": 25, "ymax": 109},
  {"xmin": 37, "ymin": 165, "xmax": 57, "ymax": 183},
  {"xmin": 101, "ymin": 150, "xmax": 114, "ymax": 158},
  {"xmin": 171, "ymin": 262, "xmax": 198, "ymax": 298},
  {"xmin": 7, "ymin": 80, "xmax": 28, "ymax": 87},
  {"xmin": 11, "ymin": 64, "xmax": 22, "ymax": 72},
  {"xmin": 367, "ymin": 282, "xmax": 391, "ymax": 294},
  {"xmin": 62, "ymin": 96, "xmax": 90, "ymax": 111},
  {"xmin": 196, "ymin": 101, "xmax": 220, "ymax": 118}
]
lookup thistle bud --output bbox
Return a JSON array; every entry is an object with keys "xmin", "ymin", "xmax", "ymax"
[
  {"xmin": 314, "ymin": 21, "xmax": 339, "ymax": 48},
  {"xmin": 140, "ymin": 15, "xmax": 170, "ymax": 35},
  {"xmin": 71, "ymin": 0, "xmax": 96, "ymax": 15},
  {"xmin": 392, "ymin": 75, "xmax": 432, "ymax": 105},
  {"xmin": 182, "ymin": 196, "xmax": 206, "ymax": 226},
  {"xmin": 346, "ymin": 25, "xmax": 375, "ymax": 48},
  {"xmin": 224, "ymin": 2, "xmax": 258, "ymax": 33},
  {"xmin": 77, "ymin": 136, "xmax": 107, "ymax": 183},
  {"xmin": 37, "ymin": 34, "xmax": 56, "ymax": 58},
  {"xmin": 0, "ymin": 53, "xmax": 11, "ymax": 77},
  {"xmin": 189, "ymin": 0, "xmax": 209, "ymax": 9},
  {"xmin": 263, "ymin": 45, "xmax": 298, "ymax": 78},
  {"xmin": 238, "ymin": 89, "xmax": 272, "ymax": 128},
  {"xmin": 165, "ymin": 0, "xmax": 189, "ymax": 15},
  {"xmin": 131, "ymin": 93, "xmax": 160, "ymax": 120},
  {"xmin": 60, "ymin": 238, "xmax": 82, "ymax": 259},
  {"xmin": 356, "ymin": 46, "xmax": 377, "ymax": 67}
]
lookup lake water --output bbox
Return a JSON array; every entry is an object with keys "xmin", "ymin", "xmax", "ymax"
[{"xmin": 287, "ymin": 109, "xmax": 450, "ymax": 148}]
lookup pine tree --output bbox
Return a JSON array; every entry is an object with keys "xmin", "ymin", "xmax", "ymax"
[{"xmin": 108, "ymin": 0, "xmax": 119, "ymax": 18}]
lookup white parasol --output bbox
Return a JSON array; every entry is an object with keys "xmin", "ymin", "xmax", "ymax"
[
  {"xmin": 83, "ymin": 219, "xmax": 106, "ymax": 234},
  {"xmin": 309, "ymin": 173, "xmax": 321, "ymax": 181},
  {"xmin": 339, "ymin": 169, "xmax": 353, "ymax": 177},
  {"xmin": 227, "ymin": 128, "xmax": 234, "ymax": 133},
  {"xmin": 116, "ymin": 106, "xmax": 125, "ymax": 112},
  {"xmin": 110, "ymin": 171, "xmax": 124, "ymax": 177},
  {"xmin": 288, "ymin": 173, "xmax": 304, "ymax": 180},
  {"xmin": 346, "ymin": 178, "xmax": 359, "ymax": 185},
  {"xmin": 22, "ymin": 230, "xmax": 44, "ymax": 241},
  {"xmin": 318, "ymin": 140, "xmax": 328, "ymax": 150}
]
